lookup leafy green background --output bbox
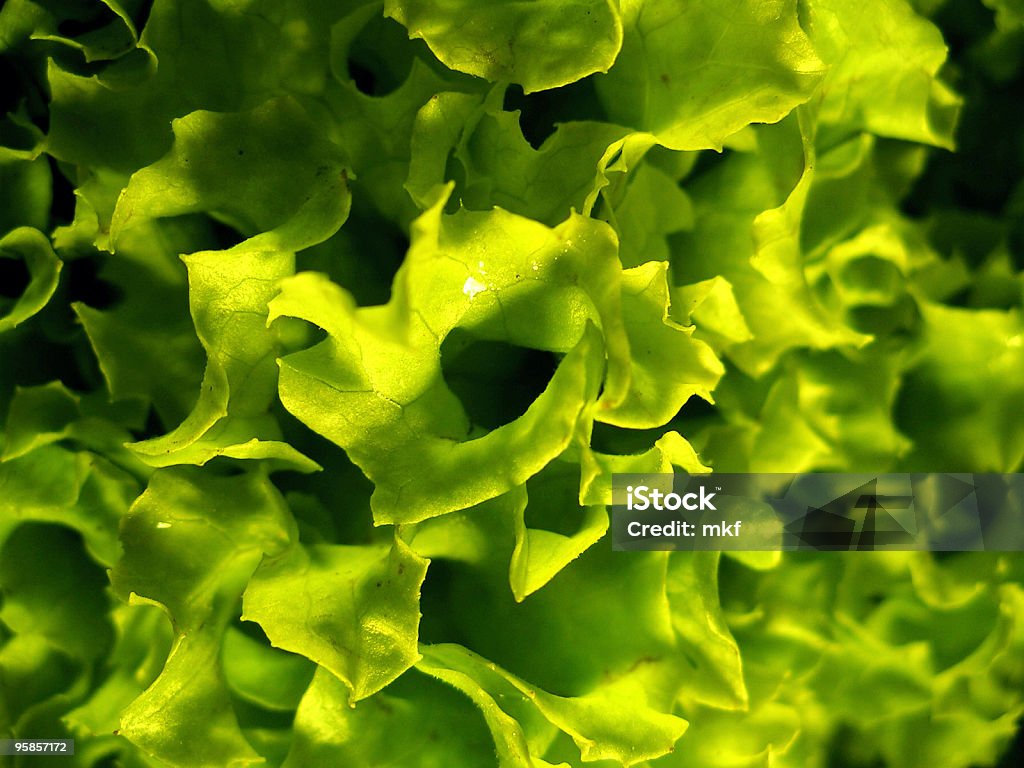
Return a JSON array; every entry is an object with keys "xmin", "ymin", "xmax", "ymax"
[{"xmin": 1, "ymin": 0, "xmax": 1022, "ymax": 766}]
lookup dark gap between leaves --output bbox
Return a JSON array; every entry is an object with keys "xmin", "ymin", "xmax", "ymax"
[{"xmin": 440, "ymin": 330, "xmax": 558, "ymax": 433}]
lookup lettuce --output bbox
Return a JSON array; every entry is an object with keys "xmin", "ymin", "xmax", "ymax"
[{"xmin": 1, "ymin": 0, "xmax": 1022, "ymax": 766}]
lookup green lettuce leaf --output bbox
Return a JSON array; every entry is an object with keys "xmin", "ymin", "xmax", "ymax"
[
  {"xmin": 384, "ymin": 0, "xmax": 623, "ymax": 93},
  {"xmin": 417, "ymin": 643, "xmax": 687, "ymax": 767},
  {"xmin": 242, "ymin": 536, "xmax": 429, "ymax": 704},
  {"xmin": 108, "ymin": 97, "xmax": 352, "ymax": 471},
  {"xmin": 895, "ymin": 302, "xmax": 1024, "ymax": 471},
  {"xmin": 598, "ymin": 261, "xmax": 723, "ymax": 429},
  {"xmin": 0, "ymin": 150, "xmax": 51, "ymax": 236},
  {"xmin": 0, "ymin": 227, "xmax": 61, "ymax": 334},
  {"xmin": 108, "ymin": 468, "xmax": 294, "ymax": 767},
  {"xmin": 804, "ymin": 0, "xmax": 962, "ymax": 148},
  {"xmin": 595, "ymin": 0, "xmax": 825, "ymax": 150},
  {"xmin": 271, "ymin": 197, "xmax": 623, "ymax": 523},
  {"xmin": 283, "ymin": 666, "xmax": 498, "ymax": 767}
]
